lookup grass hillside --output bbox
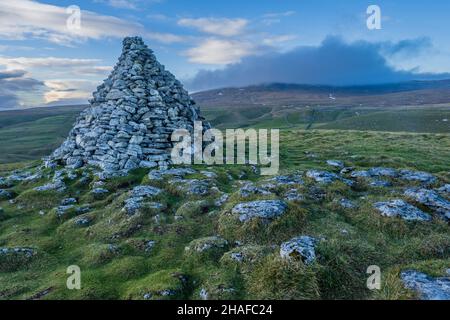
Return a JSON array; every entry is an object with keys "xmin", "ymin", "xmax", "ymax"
[
  {"xmin": 0, "ymin": 130, "xmax": 448, "ymax": 300},
  {"xmin": 0, "ymin": 103, "xmax": 448, "ymax": 165},
  {"xmin": 0, "ymin": 106, "xmax": 86, "ymax": 164}
]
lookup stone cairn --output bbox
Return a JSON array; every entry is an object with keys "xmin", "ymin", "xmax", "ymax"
[{"xmin": 46, "ymin": 36, "xmax": 208, "ymax": 172}]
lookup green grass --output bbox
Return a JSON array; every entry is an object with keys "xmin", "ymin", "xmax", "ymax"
[{"xmin": 0, "ymin": 129, "xmax": 448, "ymax": 300}]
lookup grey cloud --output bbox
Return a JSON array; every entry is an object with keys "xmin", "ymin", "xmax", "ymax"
[
  {"xmin": 0, "ymin": 70, "xmax": 45, "ymax": 109},
  {"xmin": 186, "ymin": 36, "xmax": 448, "ymax": 91}
]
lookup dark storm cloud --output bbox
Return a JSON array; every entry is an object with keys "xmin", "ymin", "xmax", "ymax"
[
  {"xmin": 0, "ymin": 70, "xmax": 45, "ymax": 109},
  {"xmin": 378, "ymin": 37, "xmax": 433, "ymax": 58},
  {"xmin": 186, "ymin": 36, "xmax": 448, "ymax": 91}
]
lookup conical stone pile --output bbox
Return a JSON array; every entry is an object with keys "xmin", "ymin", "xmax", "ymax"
[{"xmin": 47, "ymin": 36, "xmax": 208, "ymax": 172}]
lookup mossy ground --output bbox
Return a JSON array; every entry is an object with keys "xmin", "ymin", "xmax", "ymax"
[{"xmin": 0, "ymin": 129, "xmax": 448, "ymax": 300}]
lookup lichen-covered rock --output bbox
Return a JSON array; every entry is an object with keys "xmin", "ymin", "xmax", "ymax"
[
  {"xmin": 148, "ymin": 168, "xmax": 196, "ymax": 180},
  {"xmin": 175, "ymin": 200, "xmax": 211, "ymax": 217},
  {"xmin": 214, "ymin": 193, "xmax": 229, "ymax": 207},
  {"xmin": 306, "ymin": 170, "xmax": 340, "ymax": 184},
  {"xmin": 335, "ymin": 198, "xmax": 357, "ymax": 209},
  {"xmin": 185, "ymin": 236, "xmax": 229, "ymax": 255},
  {"xmin": 201, "ymin": 170, "xmax": 217, "ymax": 178},
  {"xmin": 74, "ymin": 217, "xmax": 92, "ymax": 226},
  {"xmin": 401, "ymin": 270, "xmax": 450, "ymax": 300},
  {"xmin": 284, "ymin": 189, "xmax": 304, "ymax": 202},
  {"xmin": 61, "ymin": 198, "xmax": 77, "ymax": 206},
  {"xmin": 369, "ymin": 179, "xmax": 392, "ymax": 187},
  {"xmin": 0, "ymin": 189, "xmax": 12, "ymax": 200},
  {"xmin": 56, "ymin": 205, "xmax": 75, "ymax": 217},
  {"xmin": 232, "ymin": 200, "xmax": 288, "ymax": 222},
  {"xmin": 130, "ymin": 185, "xmax": 162, "ymax": 198},
  {"xmin": 436, "ymin": 184, "xmax": 450, "ymax": 195},
  {"xmin": 351, "ymin": 167, "xmax": 398, "ymax": 178},
  {"xmin": 34, "ymin": 180, "xmax": 66, "ymax": 192},
  {"xmin": 399, "ymin": 170, "xmax": 436, "ymax": 185},
  {"xmin": 239, "ymin": 182, "xmax": 272, "ymax": 197},
  {"xmin": 124, "ymin": 196, "xmax": 164, "ymax": 215},
  {"xmin": 280, "ymin": 236, "xmax": 318, "ymax": 265},
  {"xmin": 91, "ymin": 188, "xmax": 109, "ymax": 195},
  {"xmin": 170, "ymin": 178, "xmax": 211, "ymax": 196},
  {"xmin": 270, "ymin": 174, "xmax": 304, "ymax": 186},
  {"xmin": 46, "ymin": 36, "xmax": 209, "ymax": 173},
  {"xmin": 221, "ymin": 245, "xmax": 273, "ymax": 266},
  {"xmin": 0, "ymin": 247, "xmax": 36, "ymax": 272},
  {"xmin": 326, "ymin": 160, "xmax": 344, "ymax": 168},
  {"xmin": 404, "ymin": 188, "xmax": 450, "ymax": 221},
  {"xmin": 373, "ymin": 199, "xmax": 431, "ymax": 221}
]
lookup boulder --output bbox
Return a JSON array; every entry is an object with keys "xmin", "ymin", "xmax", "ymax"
[
  {"xmin": 404, "ymin": 188, "xmax": 450, "ymax": 221},
  {"xmin": 232, "ymin": 200, "xmax": 288, "ymax": 222},
  {"xmin": 326, "ymin": 160, "xmax": 344, "ymax": 168},
  {"xmin": 373, "ymin": 199, "xmax": 431, "ymax": 221},
  {"xmin": 280, "ymin": 236, "xmax": 318, "ymax": 265},
  {"xmin": 401, "ymin": 270, "xmax": 450, "ymax": 300},
  {"xmin": 399, "ymin": 170, "xmax": 436, "ymax": 185},
  {"xmin": 185, "ymin": 236, "xmax": 229, "ymax": 254}
]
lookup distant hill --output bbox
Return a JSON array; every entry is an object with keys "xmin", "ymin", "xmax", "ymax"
[
  {"xmin": 192, "ymin": 80, "xmax": 450, "ymax": 108},
  {"xmin": 0, "ymin": 105, "xmax": 87, "ymax": 129},
  {"xmin": 0, "ymin": 82, "xmax": 449, "ymax": 164}
]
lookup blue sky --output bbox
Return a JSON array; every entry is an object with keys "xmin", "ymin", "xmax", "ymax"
[{"xmin": 0, "ymin": 0, "xmax": 449, "ymax": 109}]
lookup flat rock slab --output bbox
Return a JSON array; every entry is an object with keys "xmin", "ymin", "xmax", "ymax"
[
  {"xmin": 326, "ymin": 160, "xmax": 344, "ymax": 168},
  {"xmin": 280, "ymin": 236, "xmax": 318, "ymax": 264},
  {"xmin": 171, "ymin": 179, "xmax": 211, "ymax": 196},
  {"xmin": 185, "ymin": 236, "xmax": 228, "ymax": 253},
  {"xmin": 0, "ymin": 247, "xmax": 35, "ymax": 258},
  {"xmin": 401, "ymin": 270, "xmax": 450, "ymax": 300},
  {"xmin": 239, "ymin": 182, "xmax": 273, "ymax": 197},
  {"xmin": 130, "ymin": 185, "xmax": 162, "ymax": 198},
  {"xmin": 351, "ymin": 167, "xmax": 398, "ymax": 178},
  {"xmin": 270, "ymin": 174, "xmax": 304, "ymax": 186},
  {"xmin": 232, "ymin": 200, "xmax": 288, "ymax": 222},
  {"xmin": 399, "ymin": 170, "xmax": 436, "ymax": 185},
  {"xmin": 0, "ymin": 189, "xmax": 12, "ymax": 199},
  {"xmin": 405, "ymin": 188, "xmax": 450, "ymax": 221},
  {"xmin": 148, "ymin": 168, "xmax": 196, "ymax": 180},
  {"xmin": 306, "ymin": 170, "xmax": 340, "ymax": 184},
  {"xmin": 373, "ymin": 199, "xmax": 431, "ymax": 221}
]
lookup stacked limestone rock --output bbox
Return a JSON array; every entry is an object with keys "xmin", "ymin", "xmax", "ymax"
[{"xmin": 46, "ymin": 36, "xmax": 208, "ymax": 172}]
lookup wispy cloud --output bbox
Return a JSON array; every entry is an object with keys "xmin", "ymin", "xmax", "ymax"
[
  {"xmin": 262, "ymin": 34, "xmax": 298, "ymax": 46},
  {"xmin": 43, "ymin": 79, "xmax": 98, "ymax": 104},
  {"xmin": 178, "ymin": 18, "xmax": 248, "ymax": 37},
  {"xmin": 0, "ymin": 0, "xmax": 182, "ymax": 45},
  {"xmin": 183, "ymin": 38, "xmax": 255, "ymax": 65},
  {"xmin": 261, "ymin": 11, "xmax": 296, "ymax": 25},
  {"xmin": 262, "ymin": 11, "xmax": 296, "ymax": 19},
  {"xmin": 0, "ymin": 70, "xmax": 45, "ymax": 109},
  {"xmin": 0, "ymin": 56, "xmax": 112, "ymax": 107}
]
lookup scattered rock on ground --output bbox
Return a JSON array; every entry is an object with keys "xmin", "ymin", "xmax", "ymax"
[
  {"xmin": 239, "ymin": 182, "xmax": 272, "ymax": 197},
  {"xmin": 232, "ymin": 200, "xmax": 288, "ymax": 222},
  {"xmin": 399, "ymin": 170, "xmax": 436, "ymax": 185},
  {"xmin": 148, "ymin": 168, "xmax": 196, "ymax": 180},
  {"xmin": 335, "ymin": 198, "xmax": 357, "ymax": 209},
  {"xmin": 0, "ymin": 189, "xmax": 12, "ymax": 199},
  {"xmin": 373, "ymin": 199, "xmax": 431, "ymax": 221},
  {"xmin": 284, "ymin": 189, "xmax": 304, "ymax": 202},
  {"xmin": 401, "ymin": 270, "xmax": 450, "ymax": 300},
  {"xmin": 61, "ymin": 198, "xmax": 77, "ymax": 206},
  {"xmin": 185, "ymin": 236, "xmax": 229, "ymax": 253},
  {"xmin": 280, "ymin": 236, "xmax": 318, "ymax": 265},
  {"xmin": 326, "ymin": 160, "xmax": 344, "ymax": 168},
  {"xmin": 404, "ymin": 188, "xmax": 450, "ymax": 221},
  {"xmin": 306, "ymin": 170, "xmax": 340, "ymax": 184}
]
